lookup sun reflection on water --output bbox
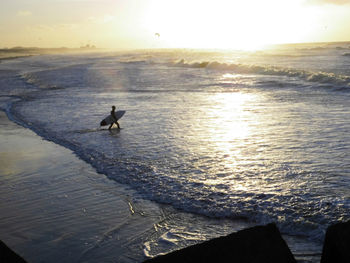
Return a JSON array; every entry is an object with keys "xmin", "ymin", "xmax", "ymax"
[
  {"xmin": 179, "ymin": 89, "xmax": 263, "ymax": 193},
  {"xmin": 205, "ymin": 91, "xmax": 258, "ymax": 164}
]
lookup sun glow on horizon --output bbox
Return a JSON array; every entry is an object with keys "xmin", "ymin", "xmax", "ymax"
[
  {"xmin": 142, "ymin": 0, "xmax": 321, "ymax": 50},
  {"xmin": 1, "ymin": 0, "xmax": 350, "ymax": 49}
]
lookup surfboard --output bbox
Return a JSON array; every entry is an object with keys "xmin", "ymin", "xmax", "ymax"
[{"xmin": 100, "ymin": 110, "xmax": 125, "ymax": 126}]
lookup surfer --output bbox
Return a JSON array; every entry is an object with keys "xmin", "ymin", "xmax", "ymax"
[{"xmin": 109, "ymin": 105, "xmax": 120, "ymax": 130}]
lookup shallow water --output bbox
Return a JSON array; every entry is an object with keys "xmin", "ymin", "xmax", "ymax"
[
  {"xmin": 1, "ymin": 44, "xmax": 350, "ymax": 261},
  {"xmin": 0, "ymin": 111, "xmax": 253, "ymax": 262}
]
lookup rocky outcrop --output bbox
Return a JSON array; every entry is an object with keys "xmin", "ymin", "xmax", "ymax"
[
  {"xmin": 321, "ymin": 220, "xmax": 350, "ymax": 263},
  {"xmin": 144, "ymin": 223, "xmax": 296, "ymax": 263},
  {"xmin": 0, "ymin": 240, "xmax": 27, "ymax": 263}
]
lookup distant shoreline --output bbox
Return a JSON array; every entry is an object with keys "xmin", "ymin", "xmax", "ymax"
[{"xmin": 0, "ymin": 47, "xmax": 100, "ymax": 61}]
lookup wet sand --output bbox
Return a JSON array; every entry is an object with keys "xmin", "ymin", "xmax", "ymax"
[
  {"xmin": 0, "ymin": 111, "xmax": 321, "ymax": 262},
  {"xmin": 0, "ymin": 111, "xmax": 254, "ymax": 262},
  {"xmin": 0, "ymin": 111, "xmax": 167, "ymax": 262}
]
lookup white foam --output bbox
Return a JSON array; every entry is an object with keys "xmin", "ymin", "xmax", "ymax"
[{"xmin": 171, "ymin": 59, "xmax": 350, "ymax": 88}]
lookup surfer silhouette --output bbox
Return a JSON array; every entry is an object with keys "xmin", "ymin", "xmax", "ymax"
[{"xmin": 109, "ymin": 105, "xmax": 120, "ymax": 130}]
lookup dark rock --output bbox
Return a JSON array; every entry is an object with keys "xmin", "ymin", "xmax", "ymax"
[
  {"xmin": 0, "ymin": 240, "xmax": 27, "ymax": 263},
  {"xmin": 144, "ymin": 223, "xmax": 296, "ymax": 263},
  {"xmin": 321, "ymin": 220, "xmax": 350, "ymax": 263}
]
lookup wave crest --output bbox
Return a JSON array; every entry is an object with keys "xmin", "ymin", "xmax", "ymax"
[{"xmin": 172, "ymin": 59, "xmax": 350, "ymax": 87}]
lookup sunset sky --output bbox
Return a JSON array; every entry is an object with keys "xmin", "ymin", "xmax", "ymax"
[{"xmin": 1, "ymin": 0, "xmax": 350, "ymax": 50}]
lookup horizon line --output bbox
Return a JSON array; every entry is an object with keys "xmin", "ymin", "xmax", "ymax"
[{"xmin": 1, "ymin": 39, "xmax": 350, "ymax": 52}]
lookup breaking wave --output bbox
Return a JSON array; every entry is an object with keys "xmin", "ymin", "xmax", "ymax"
[{"xmin": 171, "ymin": 59, "xmax": 350, "ymax": 88}]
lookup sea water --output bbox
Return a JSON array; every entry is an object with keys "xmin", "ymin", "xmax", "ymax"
[{"xmin": 1, "ymin": 43, "xmax": 350, "ymax": 261}]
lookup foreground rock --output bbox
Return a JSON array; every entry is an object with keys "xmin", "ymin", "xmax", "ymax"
[
  {"xmin": 144, "ymin": 223, "xmax": 296, "ymax": 263},
  {"xmin": 321, "ymin": 220, "xmax": 350, "ymax": 263},
  {"xmin": 0, "ymin": 240, "xmax": 27, "ymax": 263}
]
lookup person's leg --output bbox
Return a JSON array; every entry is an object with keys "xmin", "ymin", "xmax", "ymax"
[
  {"xmin": 116, "ymin": 121, "xmax": 120, "ymax": 129},
  {"xmin": 108, "ymin": 123, "xmax": 113, "ymax": 130}
]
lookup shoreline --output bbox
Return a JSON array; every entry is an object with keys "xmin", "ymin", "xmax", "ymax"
[
  {"xmin": 0, "ymin": 110, "xmax": 166, "ymax": 262},
  {"xmin": 0, "ymin": 110, "xmax": 323, "ymax": 262},
  {"xmin": 0, "ymin": 111, "xmax": 255, "ymax": 262},
  {"xmin": 0, "ymin": 47, "xmax": 104, "ymax": 62}
]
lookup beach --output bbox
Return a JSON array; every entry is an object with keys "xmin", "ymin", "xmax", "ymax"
[
  {"xmin": 0, "ymin": 111, "xmax": 258, "ymax": 262},
  {"xmin": 0, "ymin": 110, "xmax": 163, "ymax": 262},
  {"xmin": 0, "ymin": 110, "xmax": 322, "ymax": 263},
  {"xmin": 2, "ymin": 0, "xmax": 350, "ymax": 261}
]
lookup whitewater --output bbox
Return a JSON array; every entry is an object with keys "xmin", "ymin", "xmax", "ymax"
[{"xmin": 0, "ymin": 42, "xmax": 350, "ymax": 262}]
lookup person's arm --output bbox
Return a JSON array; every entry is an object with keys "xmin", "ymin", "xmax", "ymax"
[{"xmin": 111, "ymin": 111, "xmax": 117, "ymax": 121}]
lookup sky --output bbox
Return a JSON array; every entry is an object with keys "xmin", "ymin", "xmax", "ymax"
[{"xmin": 1, "ymin": 0, "xmax": 350, "ymax": 50}]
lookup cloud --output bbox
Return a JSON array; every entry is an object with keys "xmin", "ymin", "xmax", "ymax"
[
  {"xmin": 17, "ymin": 10, "xmax": 32, "ymax": 17},
  {"xmin": 307, "ymin": 0, "xmax": 350, "ymax": 5}
]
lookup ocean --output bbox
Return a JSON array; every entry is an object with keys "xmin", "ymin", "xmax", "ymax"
[{"xmin": 1, "ymin": 42, "xmax": 350, "ymax": 262}]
